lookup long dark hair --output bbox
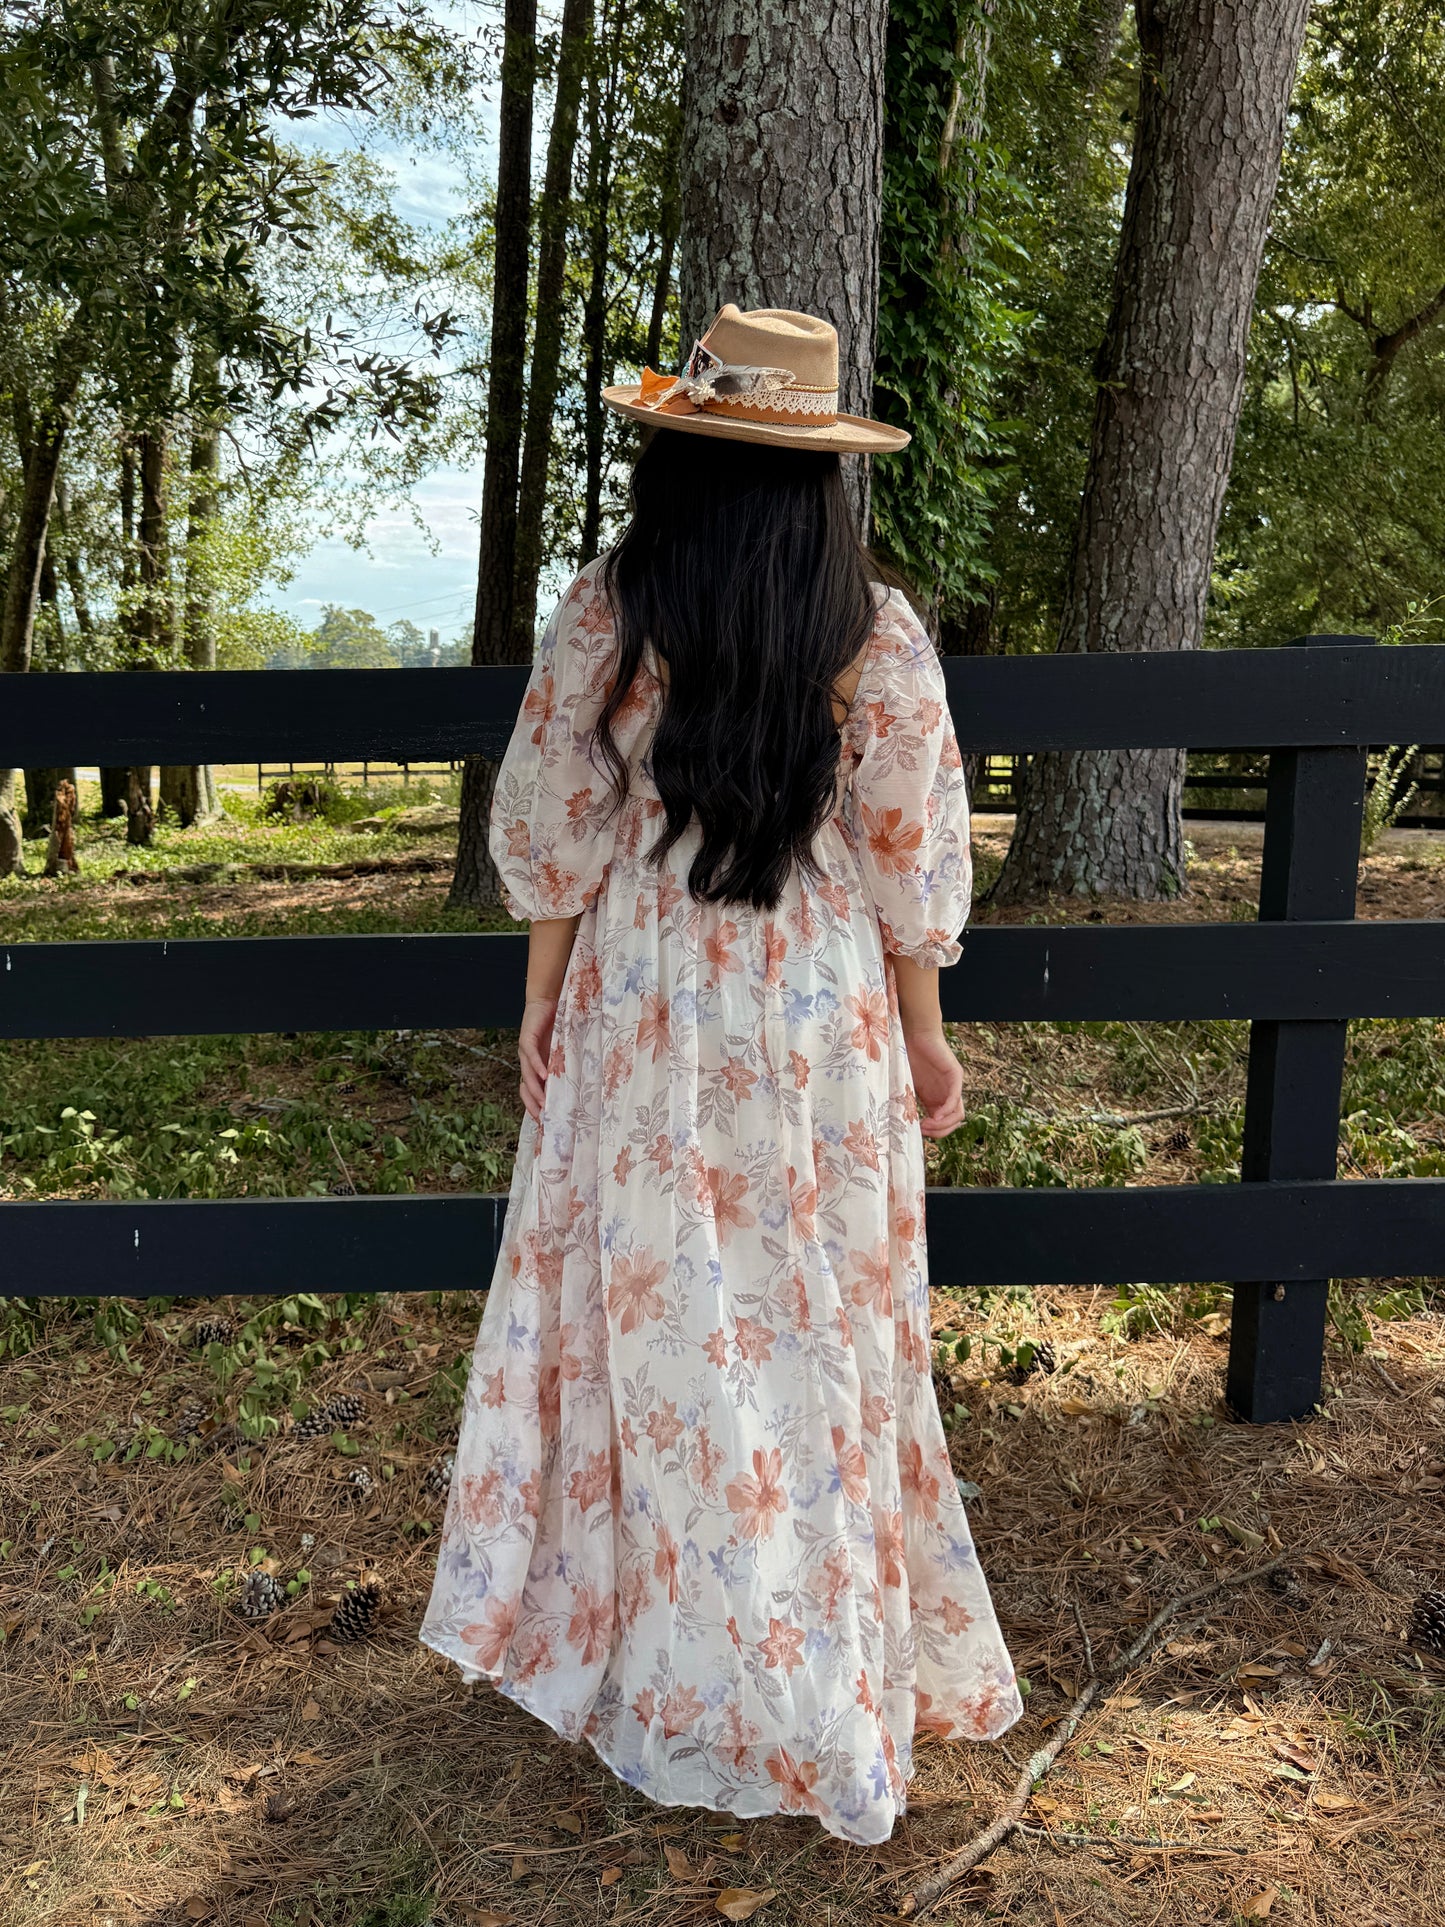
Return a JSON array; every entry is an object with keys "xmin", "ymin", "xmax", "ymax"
[{"xmin": 595, "ymin": 428, "xmax": 879, "ymax": 911}]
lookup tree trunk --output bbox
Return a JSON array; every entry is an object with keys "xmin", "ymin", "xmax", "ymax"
[
  {"xmin": 100, "ymin": 767, "xmax": 129, "ymax": 819},
  {"xmin": 511, "ymin": 0, "xmax": 592, "ymax": 657},
  {"xmin": 645, "ymin": 105, "xmax": 682, "ymax": 372},
  {"xmin": 1, "ymin": 415, "xmax": 65, "ymax": 668},
  {"xmin": 103, "ymin": 433, "xmax": 141, "ymax": 818},
  {"xmin": 990, "ymin": 0, "xmax": 1311, "ymax": 907},
  {"xmin": 449, "ymin": 0, "xmax": 539, "ymax": 913},
  {"xmin": 676, "ymin": 0, "xmax": 890, "ymax": 533},
  {"xmin": 0, "ymin": 773, "xmax": 24, "ymax": 877},
  {"xmin": 53, "ymin": 479, "xmax": 95, "ymax": 640},
  {"xmin": 580, "ymin": 0, "xmax": 627, "ymax": 564},
  {"xmin": 0, "ymin": 377, "xmax": 76, "ymax": 875},
  {"xmin": 160, "ymin": 385, "xmax": 222, "ymax": 825},
  {"xmin": 119, "ymin": 428, "xmax": 169, "ymax": 845}
]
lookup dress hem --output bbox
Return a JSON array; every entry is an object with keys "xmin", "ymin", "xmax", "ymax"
[{"xmin": 417, "ymin": 1626, "xmax": 1019, "ymax": 1849}]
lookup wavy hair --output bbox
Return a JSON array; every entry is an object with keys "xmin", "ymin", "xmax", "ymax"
[{"xmin": 595, "ymin": 429, "xmax": 882, "ymax": 911}]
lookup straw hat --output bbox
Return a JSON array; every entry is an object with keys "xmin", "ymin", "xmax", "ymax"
[{"xmin": 602, "ymin": 303, "xmax": 910, "ymax": 455}]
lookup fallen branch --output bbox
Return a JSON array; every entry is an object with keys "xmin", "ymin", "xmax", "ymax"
[{"xmin": 895, "ymin": 1554, "xmax": 1288, "ymax": 1918}]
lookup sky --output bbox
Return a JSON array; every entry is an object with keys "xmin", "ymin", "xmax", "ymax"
[{"xmin": 263, "ymin": 6, "xmax": 502, "ymax": 639}]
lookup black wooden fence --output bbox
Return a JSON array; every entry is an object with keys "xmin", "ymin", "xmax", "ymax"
[{"xmin": 4, "ymin": 634, "xmax": 1445, "ymax": 1425}]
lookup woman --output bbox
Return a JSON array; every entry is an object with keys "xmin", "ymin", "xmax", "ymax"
[{"xmin": 421, "ymin": 306, "xmax": 1022, "ymax": 1844}]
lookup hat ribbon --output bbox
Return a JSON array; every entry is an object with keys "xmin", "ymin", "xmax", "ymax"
[{"xmin": 636, "ymin": 338, "xmax": 799, "ymax": 414}]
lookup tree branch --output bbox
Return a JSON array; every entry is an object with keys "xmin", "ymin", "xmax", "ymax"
[{"xmin": 895, "ymin": 1554, "xmax": 1289, "ymax": 1918}]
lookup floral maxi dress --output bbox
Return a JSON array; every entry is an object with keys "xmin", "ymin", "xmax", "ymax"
[{"xmin": 420, "ymin": 557, "xmax": 1022, "ymax": 1844}]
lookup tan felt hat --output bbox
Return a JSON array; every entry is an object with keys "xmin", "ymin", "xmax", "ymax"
[{"xmin": 602, "ymin": 303, "xmax": 911, "ymax": 454}]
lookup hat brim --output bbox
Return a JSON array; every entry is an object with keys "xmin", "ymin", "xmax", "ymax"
[{"xmin": 602, "ymin": 385, "xmax": 910, "ymax": 455}]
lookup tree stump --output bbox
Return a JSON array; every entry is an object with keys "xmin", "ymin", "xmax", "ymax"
[{"xmin": 44, "ymin": 778, "xmax": 80, "ymax": 876}]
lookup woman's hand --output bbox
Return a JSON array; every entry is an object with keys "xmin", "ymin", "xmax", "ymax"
[
  {"xmin": 904, "ymin": 1022, "xmax": 965, "ymax": 1139},
  {"xmin": 519, "ymin": 996, "xmax": 560, "ymax": 1121}
]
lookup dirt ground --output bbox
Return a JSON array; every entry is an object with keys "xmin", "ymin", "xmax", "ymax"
[{"xmin": 1, "ymin": 1287, "xmax": 1442, "ymax": 1927}]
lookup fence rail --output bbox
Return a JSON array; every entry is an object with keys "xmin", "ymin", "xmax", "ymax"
[{"xmin": 4, "ymin": 636, "xmax": 1445, "ymax": 1424}]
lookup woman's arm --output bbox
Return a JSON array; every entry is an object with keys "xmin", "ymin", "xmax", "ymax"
[
  {"xmin": 891, "ymin": 955, "xmax": 964, "ymax": 1140},
  {"xmin": 518, "ymin": 914, "xmax": 582, "ymax": 1120}
]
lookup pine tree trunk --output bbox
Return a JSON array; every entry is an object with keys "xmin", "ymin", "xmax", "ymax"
[
  {"xmin": 511, "ymin": 0, "xmax": 592, "ymax": 657},
  {"xmin": 449, "ymin": 0, "xmax": 538, "ymax": 913},
  {"xmin": 990, "ymin": 0, "xmax": 1311, "ymax": 907},
  {"xmin": 676, "ymin": 0, "xmax": 889, "ymax": 533}
]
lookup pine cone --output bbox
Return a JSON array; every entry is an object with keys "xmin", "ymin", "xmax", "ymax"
[
  {"xmin": 173, "ymin": 1396, "xmax": 209, "ymax": 1443},
  {"xmin": 344, "ymin": 1464, "xmax": 375, "ymax": 1503},
  {"xmin": 1267, "ymin": 1566, "xmax": 1305, "ymax": 1603},
  {"xmin": 294, "ymin": 1392, "xmax": 365, "ymax": 1441},
  {"xmin": 423, "ymin": 1452, "xmax": 455, "ymax": 1498},
  {"xmin": 1408, "ymin": 1589, "xmax": 1445, "ymax": 1653},
  {"xmin": 1007, "ymin": 1339, "xmax": 1058, "ymax": 1384},
  {"xmin": 329, "ymin": 1580, "xmax": 383, "ymax": 1641},
  {"xmin": 237, "ymin": 1570, "xmax": 286, "ymax": 1620},
  {"xmin": 1164, "ymin": 1125, "xmax": 1192, "ymax": 1155},
  {"xmin": 194, "ymin": 1315, "xmax": 234, "ymax": 1348}
]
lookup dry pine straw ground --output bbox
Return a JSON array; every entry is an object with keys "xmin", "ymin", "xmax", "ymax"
[{"xmin": 1, "ymin": 1292, "xmax": 1443, "ymax": 1927}]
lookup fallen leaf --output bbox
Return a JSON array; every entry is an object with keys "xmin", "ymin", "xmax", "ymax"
[
  {"xmin": 458, "ymin": 1912, "xmax": 511, "ymax": 1927},
  {"xmin": 1166, "ymin": 1773, "xmax": 1196, "ymax": 1793},
  {"xmin": 1105, "ymin": 1694, "xmax": 1142, "ymax": 1711},
  {"xmin": 299, "ymin": 1699, "xmax": 322, "ymax": 1722},
  {"xmin": 242, "ymin": 1916, "xmax": 268, "ymax": 1927},
  {"xmin": 1312, "ymin": 1790, "xmax": 1364, "ymax": 1813},
  {"xmin": 182, "ymin": 1901, "xmax": 213, "ymax": 1922},
  {"xmin": 1270, "ymin": 1741, "xmax": 1318, "ymax": 1774},
  {"xmin": 552, "ymin": 1810, "xmax": 584, "ymax": 1836},
  {"xmin": 20, "ymin": 1862, "xmax": 46, "ymax": 1879},
  {"xmin": 1194, "ymin": 1809, "xmax": 1226, "ymax": 1823},
  {"xmin": 664, "ymin": 1843, "xmax": 694, "ymax": 1879},
  {"xmin": 510, "ymin": 1856, "xmax": 530, "ymax": 1881},
  {"xmin": 717, "ymin": 1831, "xmax": 748, "ymax": 1851},
  {"xmin": 716, "ymin": 1893, "xmax": 776, "ymax": 1922},
  {"xmin": 1058, "ymin": 1397, "xmax": 1092, "ymax": 1416},
  {"xmin": 1239, "ymin": 1886, "xmax": 1278, "ymax": 1917},
  {"xmin": 1031, "ymin": 1795, "xmax": 1061, "ymax": 1813},
  {"xmin": 1236, "ymin": 1662, "xmax": 1286, "ymax": 1681},
  {"xmin": 599, "ymin": 1868, "xmax": 623, "ymax": 1887},
  {"xmin": 1220, "ymin": 1518, "xmax": 1266, "ymax": 1552}
]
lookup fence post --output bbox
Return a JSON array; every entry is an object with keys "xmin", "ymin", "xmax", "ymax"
[{"xmin": 1226, "ymin": 634, "xmax": 1376, "ymax": 1423}]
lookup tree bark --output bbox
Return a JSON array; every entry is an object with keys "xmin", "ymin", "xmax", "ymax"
[
  {"xmin": 991, "ymin": 0, "xmax": 1312, "ymax": 907},
  {"xmin": 676, "ymin": 0, "xmax": 890, "ymax": 533},
  {"xmin": 645, "ymin": 103, "xmax": 683, "ymax": 372},
  {"xmin": 511, "ymin": 0, "xmax": 592, "ymax": 658},
  {"xmin": 449, "ymin": 0, "xmax": 539, "ymax": 913},
  {"xmin": 160, "ymin": 380, "xmax": 222, "ymax": 825},
  {"xmin": 103, "ymin": 433, "xmax": 141, "ymax": 817},
  {"xmin": 52, "ymin": 479, "xmax": 95, "ymax": 640},
  {"xmin": 0, "ymin": 358, "xmax": 80, "ymax": 875}
]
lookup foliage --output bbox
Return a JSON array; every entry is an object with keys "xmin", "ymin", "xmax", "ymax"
[
  {"xmin": 872, "ymin": 0, "xmax": 1032, "ymax": 623},
  {"xmin": 1213, "ymin": 0, "xmax": 1445, "ymax": 647}
]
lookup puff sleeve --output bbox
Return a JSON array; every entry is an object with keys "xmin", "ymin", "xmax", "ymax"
[
  {"xmin": 846, "ymin": 590, "xmax": 973, "ymax": 968},
  {"xmin": 487, "ymin": 564, "xmax": 626, "ymax": 921}
]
